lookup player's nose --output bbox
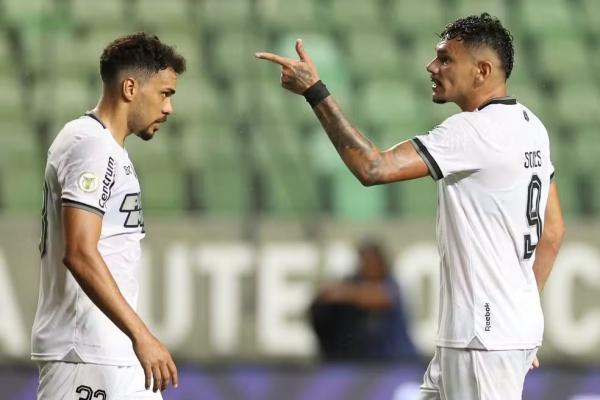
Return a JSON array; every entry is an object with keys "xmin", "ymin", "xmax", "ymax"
[
  {"xmin": 426, "ymin": 59, "xmax": 437, "ymax": 74},
  {"xmin": 162, "ymin": 98, "xmax": 173, "ymax": 115}
]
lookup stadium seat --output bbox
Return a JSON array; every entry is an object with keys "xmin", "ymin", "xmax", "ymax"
[
  {"xmin": 512, "ymin": 83, "xmax": 546, "ymax": 118},
  {"xmin": 509, "ymin": 38, "xmax": 536, "ymax": 89},
  {"xmin": 555, "ymin": 84, "xmax": 600, "ymax": 128},
  {"xmin": 0, "ymin": 73, "xmax": 24, "ymax": 121},
  {"xmin": 129, "ymin": 0, "xmax": 190, "ymax": 29},
  {"xmin": 579, "ymin": 0, "xmax": 600, "ymax": 35},
  {"xmin": 77, "ymin": 26, "xmax": 140, "ymax": 75},
  {"xmin": 173, "ymin": 73, "xmax": 223, "ymax": 125},
  {"xmin": 452, "ymin": 0, "xmax": 508, "ymax": 23},
  {"xmin": 328, "ymin": 0, "xmax": 384, "ymax": 31},
  {"xmin": 0, "ymin": 32, "xmax": 14, "ymax": 76},
  {"xmin": 332, "ymin": 167, "xmax": 386, "ymax": 220},
  {"xmin": 151, "ymin": 29, "xmax": 203, "ymax": 75},
  {"xmin": 391, "ymin": 0, "xmax": 446, "ymax": 37},
  {"xmin": 517, "ymin": 0, "xmax": 575, "ymax": 37},
  {"xmin": 266, "ymin": 164, "xmax": 319, "ymax": 217},
  {"xmin": 69, "ymin": 0, "xmax": 126, "ymax": 27},
  {"xmin": 229, "ymin": 78, "xmax": 268, "ymax": 123},
  {"xmin": 537, "ymin": 35, "xmax": 589, "ymax": 83},
  {"xmin": 55, "ymin": 78, "xmax": 96, "ymax": 125},
  {"xmin": 0, "ymin": 120, "xmax": 43, "ymax": 212},
  {"xmin": 211, "ymin": 30, "xmax": 263, "ymax": 80},
  {"xmin": 395, "ymin": 176, "xmax": 437, "ymax": 217},
  {"xmin": 51, "ymin": 25, "xmax": 94, "ymax": 79},
  {"xmin": 194, "ymin": 0, "xmax": 252, "ymax": 29},
  {"xmin": 1, "ymin": 0, "xmax": 46, "ymax": 25},
  {"xmin": 356, "ymin": 80, "xmax": 421, "ymax": 137},
  {"xmin": 257, "ymin": 0, "xmax": 321, "ymax": 32},
  {"xmin": 406, "ymin": 36, "xmax": 438, "ymax": 83},
  {"xmin": 247, "ymin": 120, "xmax": 318, "ymax": 216},
  {"xmin": 198, "ymin": 123, "xmax": 249, "ymax": 216},
  {"xmin": 346, "ymin": 31, "xmax": 404, "ymax": 81}
]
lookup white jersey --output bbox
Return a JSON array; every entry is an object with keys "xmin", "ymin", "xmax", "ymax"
[
  {"xmin": 32, "ymin": 114, "xmax": 145, "ymax": 366},
  {"xmin": 411, "ymin": 98, "xmax": 554, "ymax": 350}
]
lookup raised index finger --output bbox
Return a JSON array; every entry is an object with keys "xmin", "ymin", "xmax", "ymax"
[{"xmin": 255, "ymin": 52, "xmax": 293, "ymax": 67}]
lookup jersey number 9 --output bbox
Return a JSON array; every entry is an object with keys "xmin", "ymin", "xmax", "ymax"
[{"xmin": 524, "ymin": 174, "xmax": 542, "ymax": 259}]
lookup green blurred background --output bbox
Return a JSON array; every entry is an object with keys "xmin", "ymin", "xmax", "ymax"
[{"xmin": 2, "ymin": 0, "xmax": 599, "ymax": 220}]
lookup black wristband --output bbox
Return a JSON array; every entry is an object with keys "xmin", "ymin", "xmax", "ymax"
[{"xmin": 303, "ymin": 80, "xmax": 330, "ymax": 108}]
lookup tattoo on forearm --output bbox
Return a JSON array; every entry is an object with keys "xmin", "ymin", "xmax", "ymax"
[
  {"xmin": 313, "ymin": 97, "xmax": 382, "ymax": 183},
  {"xmin": 314, "ymin": 98, "xmax": 374, "ymax": 154}
]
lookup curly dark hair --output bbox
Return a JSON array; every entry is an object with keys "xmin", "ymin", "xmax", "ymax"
[
  {"xmin": 100, "ymin": 32, "xmax": 186, "ymax": 84},
  {"xmin": 440, "ymin": 13, "xmax": 514, "ymax": 79}
]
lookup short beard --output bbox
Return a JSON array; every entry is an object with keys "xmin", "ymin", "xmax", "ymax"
[
  {"xmin": 433, "ymin": 98, "xmax": 447, "ymax": 104},
  {"xmin": 136, "ymin": 130, "xmax": 154, "ymax": 141}
]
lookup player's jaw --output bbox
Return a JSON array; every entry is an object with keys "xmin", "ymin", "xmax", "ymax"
[
  {"xmin": 430, "ymin": 76, "xmax": 448, "ymax": 104},
  {"xmin": 135, "ymin": 116, "xmax": 168, "ymax": 141}
]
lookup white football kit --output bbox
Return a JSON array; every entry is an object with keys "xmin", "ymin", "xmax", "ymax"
[
  {"xmin": 411, "ymin": 97, "xmax": 554, "ymax": 399},
  {"xmin": 31, "ymin": 113, "xmax": 153, "ymax": 398}
]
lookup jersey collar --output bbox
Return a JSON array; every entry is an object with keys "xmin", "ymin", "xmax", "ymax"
[
  {"xmin": 84, "ymin": 112, "xmax": 107, "ymax": 129},
  {"xmin": 477, "ymin": 96, "xmax": 517, "ymax": 111}
]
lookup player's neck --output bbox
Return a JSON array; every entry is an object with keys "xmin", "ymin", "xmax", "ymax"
[
  {"xmin": 92, "ymin": 97, "xmax": 129, "ymax": 147},
  {"xmin": 460, "ymin": 86, "xmax": 508, "ymax": 112}
]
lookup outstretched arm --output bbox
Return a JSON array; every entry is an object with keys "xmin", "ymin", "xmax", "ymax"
[{"xmin": 256, "ymin": 39, "xmax": 429, "ymax": 185}]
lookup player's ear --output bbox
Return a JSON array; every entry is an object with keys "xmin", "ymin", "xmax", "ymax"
[
  {"xmin": 476, "ymin": 60, "xmax": 493, "ymax": 84},
  {"xmin": 121, "ymin": 77, "xmax": 137, "ymax": 102}
]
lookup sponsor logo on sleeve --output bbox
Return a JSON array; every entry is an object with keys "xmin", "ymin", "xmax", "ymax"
[
  {"xmin": 484, "ymin": 303, "xmax": 492, "ymax": 332},
  {"xmin": 98, "ymin": 157, "xmax": 116, "ymax": 208},
  {"xmin": 77, "ymin": 172, "xmax": 99, "ymax": 193}
]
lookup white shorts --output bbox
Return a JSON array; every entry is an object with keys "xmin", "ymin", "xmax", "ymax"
[
  {"xmin": 419, "ymin": 346, "xmax": 537, "ymax": 400},
  {"xmin": 37, "ymin": 361, "xmax": 163, "ymax": 400}
]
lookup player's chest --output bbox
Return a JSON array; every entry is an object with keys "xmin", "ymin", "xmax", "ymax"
[{"xmin": 103, "ymin": 158, "xmax": 144, "ymax": 229}]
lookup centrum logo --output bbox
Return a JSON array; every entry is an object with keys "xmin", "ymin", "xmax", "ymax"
[
  {"xmin": 484, "ymin": 303, "xmax": 492, "ymax": 332},
  {"xmin": 99, "ymin": 157, "xmax": 116, "ymax": 208}
]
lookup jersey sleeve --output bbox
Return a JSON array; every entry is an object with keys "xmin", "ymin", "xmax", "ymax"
[
  {"xmin": 58, "ymin": 135, "xmax": 117, "ymax": 216},
  {"xmin": 410, "ymin": 114, "xmax": 489, "ymax": 181}
]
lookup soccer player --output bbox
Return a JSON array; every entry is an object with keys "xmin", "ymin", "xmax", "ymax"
[
  {"xmin": 31, "ymin": 32, "xmax": 185, "ymax": 399},
  {"xmin": 256, "ymin": 13, "xmax": 565, "ymax": 400}
]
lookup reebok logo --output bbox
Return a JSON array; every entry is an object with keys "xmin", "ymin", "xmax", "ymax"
[{"xmin": 484, "ymin": 303, "xmax": 492, "ymax": 332}]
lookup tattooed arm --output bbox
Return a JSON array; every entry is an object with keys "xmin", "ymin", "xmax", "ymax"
[
  {"xmin": 256, "ymin": 39, "xmax": 429, "ymax": 185},
  {"xmin": 313, "ymin": 96, "xmax": 428, "ymax": 185}
]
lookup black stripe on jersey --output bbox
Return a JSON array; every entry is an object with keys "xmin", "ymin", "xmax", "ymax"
[
  {"xmin": 550, "ymin": 171, "xmax": 555, "ymax": 180},
  {"xmin": 477, "ymin": 97, "xmax": 517, "ymax": 110},
  {"xmin": 84, "ymin": 112, "xmax": 107, "ymax": 129},
  {"xmin": 62, "ymin": 197, "xmax": 105, "ymax": 217},
  {"xmin": 411, "ymin": 138, "xmax": 443, "ymax": 181}
]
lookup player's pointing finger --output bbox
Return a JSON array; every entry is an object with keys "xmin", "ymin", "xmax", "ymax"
[{"xmin": 255, "ymin": 52, "xmax": 292, "ymax": 67}]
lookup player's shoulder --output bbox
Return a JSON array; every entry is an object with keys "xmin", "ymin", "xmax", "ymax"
[
  {"xmin": 64, "ymin": 115, "xmax": 108, "ymax": 140},
  {"xmin": 437, "ymin": 111, "xmax": 482, "ymax": 135},
  {"xmin": 58, "ymin": 116, "xmax": 114, "ymax": 150},
  {"xmin": 516, "ymin": 101, "xmax": 546, "ymax": 127},
  {"xmin": 50, "ymin": 115, "xmax": 117, "ymax": 166}
]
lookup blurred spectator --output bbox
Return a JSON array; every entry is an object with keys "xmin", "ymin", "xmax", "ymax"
[{"xmin": 309, "ymin": 241, "xmax": 417, "ymax": 362}]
